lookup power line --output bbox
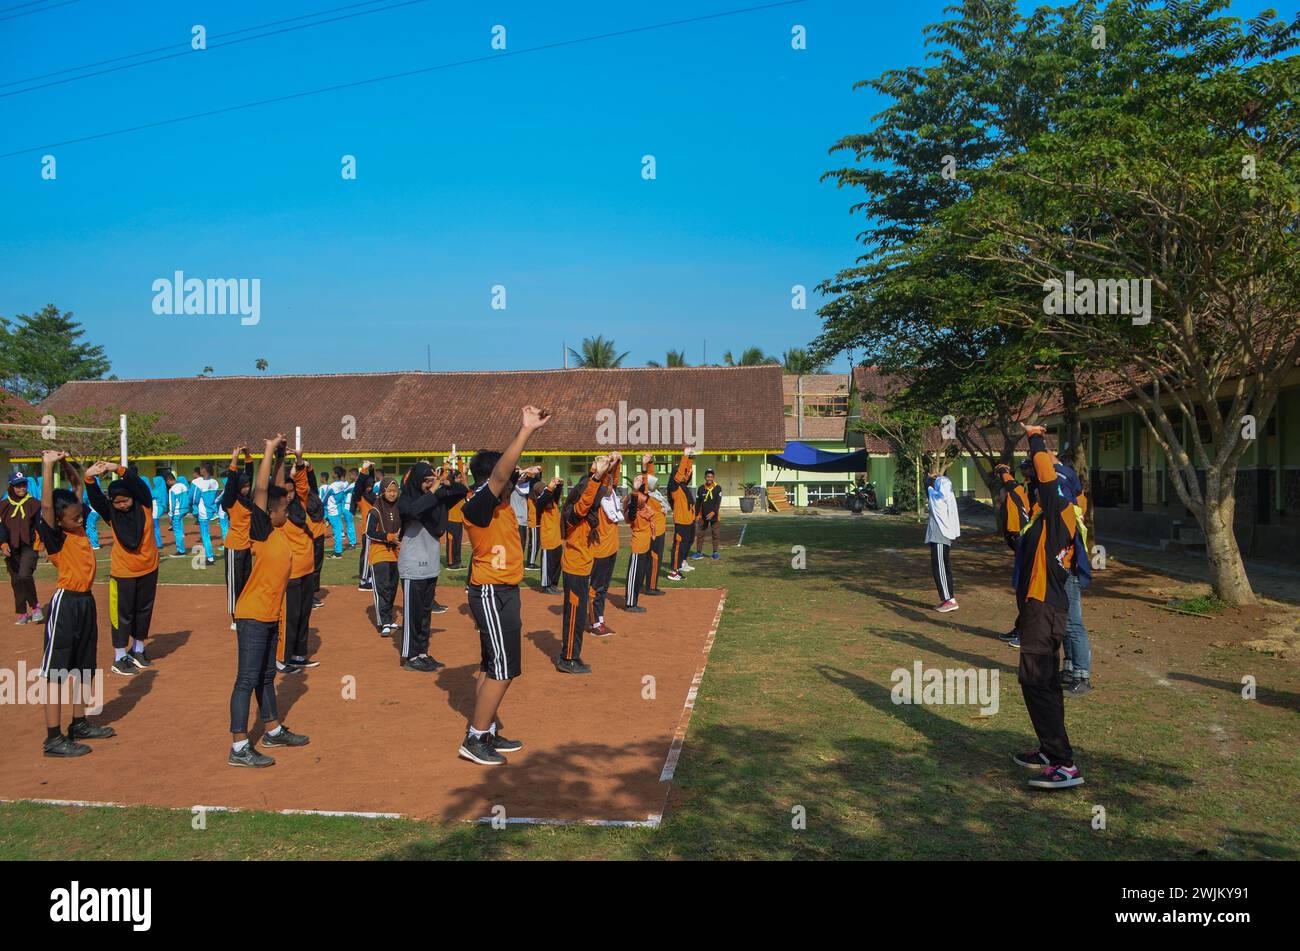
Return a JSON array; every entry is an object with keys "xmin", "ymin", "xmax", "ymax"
[
  {"xmin": 0, "ymin": 0, "xmax": 83, "ymax": 23},
  {"xmin": 1, "ymin": 0, "xmax": 429, "ymax": 94},
  {"xmin": 1, "ymin": 0, "xmax": 805, "ymax": 160}
]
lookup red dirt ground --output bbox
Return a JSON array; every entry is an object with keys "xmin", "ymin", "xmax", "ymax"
[{"xmin": 0, "ymin": 580, "xmax": 724, "ymax": 823}]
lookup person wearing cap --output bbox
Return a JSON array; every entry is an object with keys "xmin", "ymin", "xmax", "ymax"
[
  {"xmin": 83, "ymin": 460, "xmax": 161, "ymax": 677},
  {"xmin": 0, "ymin": 472, "xmax": 43, "ymax": 624},
  {"xmin": 690, "ymin": 467, "xmax": 723, "ymax": 561}
]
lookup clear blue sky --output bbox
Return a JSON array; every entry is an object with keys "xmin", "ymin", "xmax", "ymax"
[{"xmin": 0, "ymin": 0, "xmax": 1277, "ymax": 379}]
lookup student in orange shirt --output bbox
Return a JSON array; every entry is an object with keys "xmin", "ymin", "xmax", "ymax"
[
  {"xmin": 352, "ymin": 461, "xmax": 376, "ymax": 590},
  {"xmin": 534, "ymin": 476, "xmax": 564, "ymax": 594},
  {"xmin": 228, "ymin": 435, "xmax": 311, "ymax": 768},
  {"xmin": 300, "ymin": 460, "xmax": 329, "ymax": 611},
  {"xmin": 82, "ymin": 460, "xmax": 161, "ymax": 678},
  {"xmin": 641, "ymin": 454, "xmax": 667, "ymax": 596},
  {"xmin": 458, "ymin": 405, "xmax": 551, "ymax": 765},
  {"xmin": 588, "ymin": 454, "xmax": 623, "ymax": 637},
  {"xmin": 622, "ymin": 473, "xmax": 653, "ymax": 612},
  {"xmin": 34, "ymin": 450, "xmax": 117, "ymax": 758},
  {"xmin": 558, "ymin": 452, "xmax": 616, "ymax": 674},
  {"xmin": 524, "ymin": 490, "xmax": 541, "ymax": 569},
  {"xmin": 443, "ymin": 455, "xmax": 466, "ymax": 570},
  {"xmin": 666, "ymin": 447, "xmax": 697, "ymax": 581},
  {"xmin": 219, "ymin": 446, "xmax": 255, "ymax": 631},
  {"xmin": 277, "ymin": 453, "xmax": 319, "ymax": 672},
  {"xmin": 365, "ymin": 476, "xmax": 402, "ymax": 635}
]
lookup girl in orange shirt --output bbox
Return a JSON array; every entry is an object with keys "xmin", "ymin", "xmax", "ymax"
[{"xmin": 365, "ymin": 477, "xmax": 402, "ymax": 635}]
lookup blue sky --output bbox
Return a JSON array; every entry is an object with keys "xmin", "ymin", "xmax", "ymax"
[{"xmin": 0, "ymin": 0, "xmax": 1277, "ymax": 379}]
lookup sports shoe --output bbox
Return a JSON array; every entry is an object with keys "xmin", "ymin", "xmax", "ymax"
[
  {"xmin": 127, "ymin": 649, "xmax": 152, "ymax": 670},
  {"xmin": 556, "ymin": 657, "xmax": 592, "ymax": 675},
  {"xmin": 936, "ymin": 599, "xmax": 959, "ymax": 612},
  {"xmin": 590, "ymin": 622, "xmax": 614, "ymax": 637},
  {"xmin": 206, "ymin": 558, "xmax": 215, "ymax": 566},
  {"xmin": 289, "ymin": 656, "xmax": 320, "ymax": 669},
  {"xmin": 169, "ymin": 551, "xmax": 188, "ymax": 558},
  {"xmin": 261, "ymin": 726, "xmax": 310, "ymax": 748},
  {"xmin": 1012, "ymin": 749, "xmax": 1051, "ymax": 769},
  {"xmin": 540, "ymin": 586, "xmax": 558, "ymax": 595},
  {"xmin": 1028, "ymin": 764, "xmax": 1084, "ymax": 789},
  {"xmin": 69, "ymin": 720, "xmax": 116, "ymax": 740},
  {"xmin": 230, "ymin": 621, "xmax": 237, "ymax": 631},
  {"xmin": 1006, "ymin": 635, "xmax": 1020, "ymax": 648},
  {"xmin": 689, "ymin": 551, "xmax": 704, "ymax": 560},
  {"xmin": 110, "ymin": 657, "xmax": 137, "ymax": 677},
  {"xmin": 998, "ymin": 630, "xmax": 1018, "ymax": 643},
  {"xmin": 680, "ymin": 562, "xmax": 695, "ymax": 573},
  {"xmin": 328, "ymin": 552, "xmax": 343, "ymax": 560},
  {"xmin": 44, "ymin": 734, "xmax": 91, "ymax": 757},
  {"xmin": 228, "ymin": 744, "xmax": 275, "ymax": 768},
  {"xmin": 711, "ymin": 552, "xmax": 720, "ymax": 560},
  {"xmin": 15, "ymin": 612, "xmax": 31, "ymax": 625},
  {"xmin": 312, "ymin": 598, "xmax": 324, "ymax": 609},
  {"xmin": 490, "ymin": 732, "xmax": 523, "ymax": 753},
  {"xmin": 29, "ymin": 607, "xmax": 44, "ymax": 622},
  {"xmin": 667, "ymin": 571, "xmax": 683, "ymax": 582},
  {"xmin": 430, "ymin": 601, "xmax": 448, "ymax": 614},
  {"xmin": 458, "ymin": 732, "xmax": 506, "ymax": 766},
  {"xmin": 277, "ymin": 663, "xmax": 304, "ymax": 675},
  {"xmin": 380, "ymin": 623, "xmax": 393, "ymax": 637},
  {"xmin": 645, "ymin": 589, "xmax": 665, "ymax": 596},
  {"xmin": 1066, "ymin": 678, "xmax": 1093, "ymax": 697},
  {"xmin": 624, "ymin": 605, "xmax": 647, "ymax": 613}
]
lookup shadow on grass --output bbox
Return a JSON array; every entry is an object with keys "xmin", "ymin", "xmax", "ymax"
[{"xmin": 1165, "ymin": 671, "xmax": 1300, "ymax": 716}]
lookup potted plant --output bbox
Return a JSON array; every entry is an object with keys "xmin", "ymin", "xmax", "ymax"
[{"xmin": 739, "ymin": 482, "xmax": 760, "ymax": 513}]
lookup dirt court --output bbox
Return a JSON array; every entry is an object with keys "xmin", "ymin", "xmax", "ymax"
[{"xmin": 0, "ymin": 578, "xmax": 725, "ymax": 824}]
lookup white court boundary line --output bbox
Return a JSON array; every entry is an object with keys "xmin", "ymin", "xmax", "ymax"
[{"xmin": 4, "ymin": 589, "xmax": 729, "ymax": 830}]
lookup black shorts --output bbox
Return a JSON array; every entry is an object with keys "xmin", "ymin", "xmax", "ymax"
[
  {"xmin": 468, "ymin": 583, "xmax": 521, "ymax": 681},
  {"xmin": 41, "ymin": 589, "xmax": 98, "ymax": 681}
]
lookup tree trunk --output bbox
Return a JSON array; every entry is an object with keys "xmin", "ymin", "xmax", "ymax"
[{"xmin": 1202, "ymin": 495, "xmax": 1255, "ymax": 606}]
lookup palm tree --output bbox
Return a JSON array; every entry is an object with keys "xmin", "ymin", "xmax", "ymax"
[
  {"xmin": 199, "ymin": 366, "xmax": 214, "ymax": 377},
  {"xmin": 781, "ymin": 348, "xmax": 828, "ymax": 374},
  {"xmin": 568, "ymin": 335, "xmax": 629, "ymax": 369},
  {"xmin": 255, "ymin": 358, "xmax": 268, "ymax": 372},
  {"xmin": 646, "ymin": 349, "xmax": 688, "ymax": 368},
  {"xmin": 722, "ymin": 347, "xmax": 780, "ymax": 367}
]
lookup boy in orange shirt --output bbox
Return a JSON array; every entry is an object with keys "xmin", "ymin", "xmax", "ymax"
[
  {"xmin": 622, "ymin": 473, "xmax": 653, "ymax": 612},
  {"xmin": 641, "ymin": 454, "xmax": 667, "ymax": 596},
  {"xmin": 35, "ymin": 450, "xmax": 116, "ymax": 757},
  {"xmin": 534, "ymin": 476, "xmax": 564, "ymax": 594},
  {"xmin": 228, "ymin": 435, "xmax": 311, "ymax": 768},
  {"xmin": 666, "ymin": 447, "xmax": 696, "ymax": 581},
  {"xmin": 83, "ymin": 460, "xmax": 160, "ymax": 678},
  {"xmin": 558, "ymin": 453, "xmax": 616, "ymax": 674},
  {"xmin": 458, "ymin": 405, "xmax": 551, "ymax": 765},
  {"xmin": 588, "ymin": 454, "xmax": 623, "ymax": 636}
]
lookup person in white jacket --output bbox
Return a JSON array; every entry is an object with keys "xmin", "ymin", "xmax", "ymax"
[{"xmin": 925, "ymin": 472, "xmax": 961, "ymax": 612}]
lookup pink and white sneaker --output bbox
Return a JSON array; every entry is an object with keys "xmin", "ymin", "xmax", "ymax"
[
  {"xmin": 1028, "ymin": 764, "xmax": 1084, "ymax": 789},
  {"xmin": 936, "ymin": 599, "xmax": 959, "ymax": 613},
  {"xmin": 14, "ymin": 612, "xmax": 31, "ymax": 625}
]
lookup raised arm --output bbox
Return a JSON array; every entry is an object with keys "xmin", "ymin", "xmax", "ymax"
[
  {"xmin": 485, "ymin": 405, "xmax": 551, "ymax": 499},
  {"xmin": 40, "ymin": 450, "xmax": 64, "ymax": 527}
]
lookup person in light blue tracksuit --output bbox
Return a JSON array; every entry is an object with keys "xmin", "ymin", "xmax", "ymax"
[
  {"xmin": 84, "ymin": 482, "xmax": 102, "ymax": 549},
  {"xmin": 324, "ymin": 466, "xmax": 352, "ymax": 557},
  {"xmin": 150, "ymin": 475, "xmax": 167, "ymax": 549},
  {"xmin": 165, "ymin": 471, "xmax": 191, "ymax": 556},
  {"xmin": 191, "ymin": 465, "xmax": 222, "ymax": 564},
  {"xmin": 342, "ymin": 468, "xmax": 359, "ymax": 547}
]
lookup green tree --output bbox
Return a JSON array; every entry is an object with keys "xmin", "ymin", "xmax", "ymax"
[
  {"xmin": 255, "ymin": 358, "xmax": 268, "ymax": 372},
  {"xmin": 568, "ymin": 336, "xmax": 629, "ymax": 369},
  {"xmin": 0, "ymin": 304, "xmax": 111, "ymax": 402},
  {"xmin": 781, "ymin": 348, "xmax": 829, "ymax": 375},
  {"xmin": 722, "ymin": 348, "xmax": 780, "ymax": 367},
  {"xmin": 9, "ymin": 409, "xmax": 182, "ymax": 461},
  {"xmin": 647, "ymin": 350, "xmax": 688, "ymax": 368}
]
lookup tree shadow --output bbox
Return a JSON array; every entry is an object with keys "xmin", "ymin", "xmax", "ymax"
[{"xmin": 1165, "ymin": 672, "xmax": 1300, "ymax": 715}]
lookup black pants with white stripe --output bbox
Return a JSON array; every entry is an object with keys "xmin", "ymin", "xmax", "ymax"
[
  {"xmin": 468, "ymin": 582, "xmax": 522, "ymax": 680},
  {"xmin": 400, "ymin": 575, "xmax": 437, "ymax": 662},
  {"xmin": 525, "ymin": 527, "xmax": 540, "ymax": 567},
  {"xmin": 539, "ymin": 545, "xmax": 562, "ymax": 588},
  {"xmin": 225, "ymin": 546, "xmax": 252, "ymax": 618},
  {"xmin": 357, "ymin": 534, "xmax": 372, "ymax": 584},
  {"xmin": 370, "ymin": 561, "xmax": 397, "ymax": 628},
  {"xmin": 929, "ymin": 542, "xmax": 954, "ymax": 603},
  {"xmin": 624, "ymin": 548, "xmax": 650, "ymax": 607}
]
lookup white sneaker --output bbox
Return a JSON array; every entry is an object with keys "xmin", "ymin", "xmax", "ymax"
[
  {"xmin": 680, "ymin": 563, "xmax": 695, "ymax": 573},
  {"xmin": 936, "ymin": 599, "xmax": 959, "ymax": 613},
  {"xmin": 30, "ymin": 607, "xmax": 44, "ymax": 623},
  {"xmin": 230, "ymin": 621, "xmax": 236, "ymax": 631}
]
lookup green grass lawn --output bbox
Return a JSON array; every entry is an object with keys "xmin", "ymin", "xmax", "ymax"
[{"xmin": 4, "ymin": 514, "xmax": 1298, "ymax": 860}]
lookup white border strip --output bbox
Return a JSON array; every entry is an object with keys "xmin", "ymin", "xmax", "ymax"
[
  {"xmin": 659, "ymin": 591, "xmax": 726, "ymax": 784},
  {"xmin": 736, "ymin": 524, "xmax": 747, "ymax": 547},
  {"xmin": 2, "ymin": 797, "xmax": 402, "ymax": 820}
]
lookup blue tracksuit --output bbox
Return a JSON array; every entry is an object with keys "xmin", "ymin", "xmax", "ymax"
[
  {"xmin": 192, "ymin": 477, "xmax": 222, "ymax": 561},
  {"xmin": 168, "ymin": 478, "xmax": 191, "ymax": 554}
]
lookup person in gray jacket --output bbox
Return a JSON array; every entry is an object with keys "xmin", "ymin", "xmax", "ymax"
[{"xmin": 396, "ymin": 461, "xmax": 468, "ymax": 672}]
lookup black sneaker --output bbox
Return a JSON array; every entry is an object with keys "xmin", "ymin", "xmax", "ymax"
[
  {"xmin": 127, "ymin": 649, "xmax": 151, "ymax": 670},
  {"xmin": 644, "ymin": 589, "xmax": 665, "ymax": 596},
  {"xmin": 998, "ymin": 630, "xmax": 1018, "ymax": 643},
  {"xmin": 539, "ymin": 586, "xmax": 558, "ymax": 595},
  {"xmin": 228, "ymin": 744, "xmax": 275, "ymax": 768},
  {"xmin": 69, "ymin": 720, "xmax": 116, "ymax": 740},
  {"xmin": 110, "ymin": 657, "xmax": 137, "ymax": 677},
  {"xmin": 1066, "ymin": 678, "xmax": 1093, "ymax": 697},
  {"xmin": 430, "ymin": 601, "xmax": 449, "ymax": 614},
  {"xmin": 277, "ymin": 663, "xmax": 305, "ymax": 675},
  {"xmin": 261, "ymin": 726, "xmax": 310, "ymax": 748},
  {"xmin": 43, "ymin": 734, "xmax": 92, "ymax": 757},
  {"xmin": 290, "ymin": 657, "xmax": 321, "ymax": 669},
  {"xmin": 1012, "ymin": 749, "xmax": 1051, "ymax": 769},
  {"xmin": 358, "ymin": 583, "xmax": 374, "ymax": 591},
  {"xmin": 402, "ymin": 655, "xmax": 442, "ymax": 672},
  {"xmin": 458, "ymin": 732, "xmax": 506, "ymax": 765},
  {"xmin": 490, "ymin": 732, "xmax": 523, "ymax": 753},
  {"xmin": 312, "ymin": 598, "xmax": 324, "ymax": 609},
  {"xmin": 1028, "ymin": 763, "xmax": 1084, "ymax": 789},
  {"xmin": 624, "ymin": 605, "xmax": 647, "ymax": 613},
  {"xmin": 556, "ymin": 657, "xmax": 592, "ymax": 675}
]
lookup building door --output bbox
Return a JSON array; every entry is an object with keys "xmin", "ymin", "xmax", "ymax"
[{"xmin": 712, "ymin": 456, "xmax": 745, "ymax": 503}]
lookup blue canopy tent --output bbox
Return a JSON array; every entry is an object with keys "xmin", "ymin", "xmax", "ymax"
[{"xmin": 765, "ymin": 441, "xmax": 869, "ymax": 473}]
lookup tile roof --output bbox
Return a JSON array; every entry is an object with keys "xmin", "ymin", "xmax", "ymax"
[{"xmin": 37, "ymin": 367, "xmax": 787, "ymax": 456}]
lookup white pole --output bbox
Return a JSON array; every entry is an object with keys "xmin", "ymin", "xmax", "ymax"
[
  {"xmin": 119, "ymin": 414, "xmax": 128, "ymax": 466},
  {"xmin": 295, "ymin": 426, "xmax": 302, "ymax": 453}
]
